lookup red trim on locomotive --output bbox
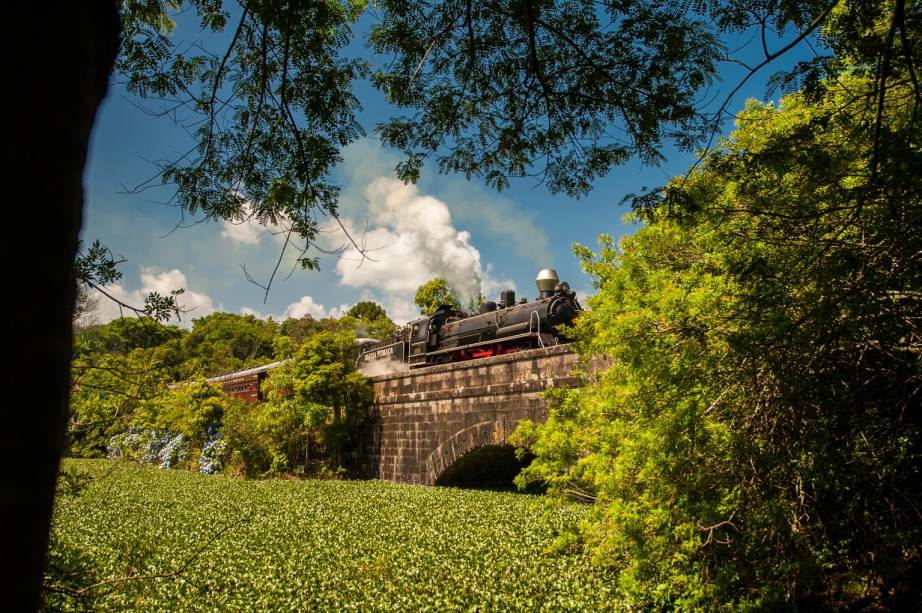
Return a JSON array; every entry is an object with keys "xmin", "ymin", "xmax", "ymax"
[{"xmin": 456, "ymin": 340, "xmax": 528, "ymax": 362}]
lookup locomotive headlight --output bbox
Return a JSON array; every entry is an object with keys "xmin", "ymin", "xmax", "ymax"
[
  {"xmin": 536, "ymin": 268, "xmax": 559, "ymax": 291},
  {"xmin": 536, "ymin": 269, "xmax": 559, "ymax": 298}
]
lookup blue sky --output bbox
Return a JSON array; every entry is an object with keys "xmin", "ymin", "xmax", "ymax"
[{"xmin": 82, "ymin": 5, "xmax": 816, "ymax": 326}]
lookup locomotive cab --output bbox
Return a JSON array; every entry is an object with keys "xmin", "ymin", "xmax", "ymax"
[
  {"xmin": 407, "ymin": 317, "xmax": 429, "ymax": 366},
  {"xmin": 408, "ymin": 304, "xmax": 461, "ymax": 367}
]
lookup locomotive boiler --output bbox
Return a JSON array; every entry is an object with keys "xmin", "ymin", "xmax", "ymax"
[{"xmin": 357, "ymin": 269, "xmax": 581, "ymax": 373}]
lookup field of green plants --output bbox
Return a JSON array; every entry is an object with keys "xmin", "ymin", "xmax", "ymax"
[{"xmin": 46, "ymin": 460, "xmax": 618, "ymax": 611}]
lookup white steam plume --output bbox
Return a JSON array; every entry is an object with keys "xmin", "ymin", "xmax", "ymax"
[{"xmin": 335, "ymin": 178, "xmax": 513, "ymax": 308}]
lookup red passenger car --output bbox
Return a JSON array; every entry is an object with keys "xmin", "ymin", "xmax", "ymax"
[{"xmin": 205, "ymin": 360, "xmax": 288, "ymax": 403}]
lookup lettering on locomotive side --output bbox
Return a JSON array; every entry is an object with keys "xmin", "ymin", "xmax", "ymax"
[
  {"xmin": 367, "ymin": 346, "xmax": 394, "ymax": 360},
  {"xmin": 360, "ymin": 343, "xmax": 405, "ymax": 364}
]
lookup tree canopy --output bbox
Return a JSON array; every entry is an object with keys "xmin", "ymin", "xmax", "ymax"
[
  {"xmin": 346, "ymin": 300, "xmax": 388, "ymax": 322},
  {"xmin": 223, "ymin": 329, "xmax": 372, "ymax": 476},
  {"xmin": 108, "ymin": 0, "xmax": 916, "ymax": 282}
]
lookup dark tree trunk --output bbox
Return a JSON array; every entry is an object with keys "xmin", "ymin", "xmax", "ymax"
[{"xmin": 4, "ymin": 3, "xmax": 119, "ymax": 609}]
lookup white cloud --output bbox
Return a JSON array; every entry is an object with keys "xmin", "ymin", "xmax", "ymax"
[
  {"xmin": 90, "ymin": 267, "xmax": 215, "ymax": 327},
  {"xmin": 219, "ymin": 200, "xmax": 291, "ymax": 247},
  {"xmin": 283, "ymin": 296, "xmax": 349, "ymax": 320},
  {"xmin": 338, "ymin": 139, "xmax": 552, "ymax": 266},
  {"xmin": 337, "ymin": 140, "xmax": 402, "ymax": 219},
  {"xmin": 239, "ymin": 296, "xmax": 350, "ymax": 322},
  {"xmin": 438, "ymin": 180, "xmax": 552, "ymax": 266},
  {"xmin": 335, "ymin": 178, "xmax": 514, "ymax": 309},
  {"xmin": 220, "ymin": 200, "xmax": 266, "ymax": 246},
  {"xmin": 479, "ymin": 263, "xmax": 514, "ymax": 302},
  {"xmin": 220, "ymin": 217, "xmax": 263, "ymax": 245}
]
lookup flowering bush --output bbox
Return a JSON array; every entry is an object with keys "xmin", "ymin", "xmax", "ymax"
[
  {"xmin": 199, "ymin": 434, "xmax": 227, "ymax": 475},
  {"xmin": 156, "ymin": 433, "xmax": 189, "ymax": 469},
  {"xmin": 106, "ymin": 427, "xmax": 148, "ymax": 461},
  {"xmin": 106, "ymin": 429, "xmax": 188, "ymax": 469}
]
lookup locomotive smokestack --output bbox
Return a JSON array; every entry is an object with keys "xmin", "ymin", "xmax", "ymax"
[{"xmin": 536, "ymin": 268, "xmax": 559, "ymax": 298}]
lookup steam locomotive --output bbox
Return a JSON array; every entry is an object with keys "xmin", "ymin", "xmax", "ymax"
[{"xmin": 357, "ymin": 269, "xmax": 582, "ymax": 373}]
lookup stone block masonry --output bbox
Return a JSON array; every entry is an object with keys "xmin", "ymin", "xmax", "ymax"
[{"xmin": 366, "ymin": 344, "xmax": 593, "ymax": 485}]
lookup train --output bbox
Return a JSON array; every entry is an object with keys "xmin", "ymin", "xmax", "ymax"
[{"xmin": 356, "ymin": 269, "xmax": 582, "ymax": 374}]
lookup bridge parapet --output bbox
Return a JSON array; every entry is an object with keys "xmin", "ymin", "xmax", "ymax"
[{"xmin": 366, "ymin": 344, "xmax": 592, "ymax": 485}]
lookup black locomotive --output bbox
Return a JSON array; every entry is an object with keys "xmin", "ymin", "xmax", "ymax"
[{"xmin": 357, "ymin": 269, "xmax": 582, "ymax": 373}]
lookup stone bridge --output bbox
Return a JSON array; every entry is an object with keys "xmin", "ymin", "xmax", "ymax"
[{"xmin": 365, "ymin": 344, "xmax": 594, "ymax": 486}]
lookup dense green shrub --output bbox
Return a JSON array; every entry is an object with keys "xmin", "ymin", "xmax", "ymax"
[
  {"xmin": 222, "ymin": 392, "xmax": 308, "ymax": 476},
  {"xmin": 68, "ymin": 349, "xmax": 169, "ymax": 457},
  {"xmin": 514, "ymin": 74, "xmax": 922, "ymax": 609},
  {"xmin": 134, "ymin": 379, "xmax": 234, "ymax": 447},
  {"xmin": 224, "ymin": 330, "xmax": 373, "ymax": 477}
]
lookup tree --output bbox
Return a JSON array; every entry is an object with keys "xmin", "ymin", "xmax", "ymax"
[
  {"xmin": 277, "ymin": 314, "xmax": 323, "ymax": 345},
  {"xmin": 118, "ymin": 0, "xmax": 371, "ymax": 292},
  {"xmin": 414, "ymin": 278, "xmax": 462, "ymax": 315},
  {"xmin": 69, "ymin": 318, "xmax": 195, "ymax": 458},
  {"xmin": 180, "ymin": 312, "xmax": 279, "ymax": 376},
  {"xmin": 346, "ymin": 301, "xmax": 387, "ymax": 322},
  {"xmin": 7, "ymin": 4, "xmax": 120, "ymax": 608},
  {"xmin": 512, "ymin": 71, "xmax": 922, "ymax": 608},
  {"xmin": 224, "ymin": 329, "xmax": 372, "ymax": 475},
  {"xmin": 68, "ymin": 348, "xmax": 171, "ymax": 458},
  {"xmin": 368, "ymin": 0, "xmax": 866, "ymax": 196},
  {"xmin": 87, "ymin": 317, "xmax": 185, "ymax": 355},
  {"xmin": 347, "ymin": 301, "xmax": 397, "ymax": 339},
  {"xmin": 285, "ymin": 330, "xmax": 373, "ymax": 470}
]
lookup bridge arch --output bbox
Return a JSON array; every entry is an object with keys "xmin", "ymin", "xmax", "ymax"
[
  {"xmin": 434, "ymin": 444, "xmax": 530, "ymax": 487},
  {"xmin": 424, "ymin": 420, "xmax": 510, "ymax": 485}
]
